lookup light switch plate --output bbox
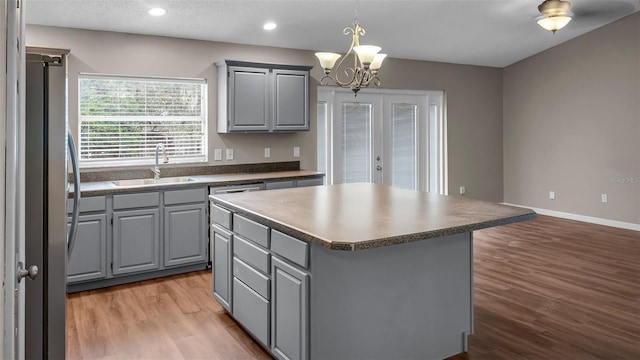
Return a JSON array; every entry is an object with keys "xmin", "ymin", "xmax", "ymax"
[
  {"xmin": 214, "ymin": 149, "xmax": 222, "ymax": 161},
  {"xmin": 549, "ymin": 191, "xmax": 556, "ymax": 200},
  {"xmin": 226, "ymin": 148, "xmax": 234, "ymax": 160},
  {"xmin": 601, "ymin": 193, "xmax": 608, "ymax": 203},
  {"xmin": 293, "ymin": 146, "xmax": 300, "ymax": 158},
  {"xmin": 264, "ymin": 148, "xmax": 271, "ymax": 158}
]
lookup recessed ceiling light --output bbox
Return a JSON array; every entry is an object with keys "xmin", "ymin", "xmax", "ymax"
[
  {"xmin": 148, "ymin": 7, "xmax": 167, "ymax": 16},
  {"xmin": 263, "ymin": 22, "xmax": 277, "ymax": 31}
]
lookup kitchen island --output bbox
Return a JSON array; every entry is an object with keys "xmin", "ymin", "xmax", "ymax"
[{"xmin": 209, "ymin": 183, "xmax": 535, "ymax": 360}]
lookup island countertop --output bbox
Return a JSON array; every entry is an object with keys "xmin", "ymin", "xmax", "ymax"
[{"xmin": 210, "ymin": 183, "xmax": 536, "ymax": 251}]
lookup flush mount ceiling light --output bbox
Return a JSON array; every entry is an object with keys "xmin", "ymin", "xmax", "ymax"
[
  {"xmin": 263, "ymin": 22, "xmax": 277, "ymax": 31},
  {"xmin": 315, "ymin": 0, "xmax": 386, "ymax": 95},
  {"xmin": 536, "ymin": 0, "xmax": 572, "ymax": 34},
  {"xmin": 148, "ymin": 7, "xmax": 167, "ymax": 16}
]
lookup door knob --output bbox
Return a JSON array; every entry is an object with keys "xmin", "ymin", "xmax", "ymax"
[
  {"xmin": 376, "ymin": 165, "xmax": 382, "ymax": 171},
  {"xmin": 17, "ymin": 262, "xmax": 38, "ymax": 282}
]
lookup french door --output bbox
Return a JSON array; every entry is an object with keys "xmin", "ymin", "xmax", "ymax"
[{"xmin": 318, "ymin": 87, "xmax": 445, "ymax": 193}]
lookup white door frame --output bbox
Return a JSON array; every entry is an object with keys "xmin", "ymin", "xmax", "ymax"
[
  {"xmin": 318, "ymin": 86, "xmax": 446, "ymax": 192},
  {"xmin": 3, "ymin": 0, "xmax": 26, "ymax": 358}
]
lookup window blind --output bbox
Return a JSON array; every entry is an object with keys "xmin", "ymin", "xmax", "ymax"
[{"xmin": 78, "ymin": 74, "xmax": 207, "ymax": 167}]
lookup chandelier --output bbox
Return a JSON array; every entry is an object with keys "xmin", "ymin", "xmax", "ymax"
[
  {"xmin": 315, "ymin": 0, "xmax": 386, "ymax": 95},
  {"xmin": 536, "ymin": 0, "xmax": 572, "ymax": 34}
]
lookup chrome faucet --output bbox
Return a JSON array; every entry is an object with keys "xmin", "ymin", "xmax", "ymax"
[{"xmin": 151, "ymin": 144, "xmax": 169, "ymax": 180}]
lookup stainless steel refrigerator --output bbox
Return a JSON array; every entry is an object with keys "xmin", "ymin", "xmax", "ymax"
[{"xmin": 25, "ymin": 48, "xmax": 80, "ymax": 359}]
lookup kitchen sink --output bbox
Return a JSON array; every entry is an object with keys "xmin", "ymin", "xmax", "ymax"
[{"xmin": 112, "ymin": 177, "xmax": 196, "ymax": 186}]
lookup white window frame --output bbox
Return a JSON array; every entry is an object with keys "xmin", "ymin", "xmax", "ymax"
[{"xmin": 78, "ymin": 73, "xmax": 208, "ymax": 168}]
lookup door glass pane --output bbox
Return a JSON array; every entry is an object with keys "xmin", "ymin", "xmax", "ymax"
[
  {"xmin": 317, "ymin": 101, "xmax": 327, "ymax": 174},
  {"xmin": 391, "ymin": 103, "xmax": 417, "ymax": 190},
  {"xmin": 428, "ymin": 104, "xmax": 439, "ymax": 193},
  {"xmin": 342, "ymin": 103, "xmax": 371, "ymax": 183}
]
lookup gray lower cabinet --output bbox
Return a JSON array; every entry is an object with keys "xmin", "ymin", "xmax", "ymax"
[
  {"xmin": 212, "ymin": 224, "xmax": 233, "ymax": 312},
  {"xmin": 233, "ymin": 277, "xmax": 270, "ymax": 347},
  {"xmin": 271, "ymin": 257, "xmax": 309, "ymax": 360},
  {"xmin": 67, "ymin": 214, "xmax": 107, "ymax": 283},
  {"xmin": 164, "ymin": 203, "xmax": 207, "ymax": 267},
  {"xmin": 112, "ymin": 208, "xmax": 161, "ymax": 275}
]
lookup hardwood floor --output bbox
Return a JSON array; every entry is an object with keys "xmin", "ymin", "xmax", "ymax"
[{"xmin": 67, "ymin": 215, "xmax": 640, "ymax": 359}]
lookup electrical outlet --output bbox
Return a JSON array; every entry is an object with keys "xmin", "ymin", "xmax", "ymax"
[
  {"xmin": 459, "ymin": 186, "xmax": 466, "ymax": 195},
  {"xmin": 214, "ymin": 149, "xmax": 222, "ymax": 161},
  {"xmin": 226, "ymin": 148, "xmax": 234, "ymax": 160},
  {"xmin": 264, "ymin": 148, "xmax": 271, "ymax": 158},
  {"xmin": 293, "ymin": 146, "xmax": 300, "ymax": 158},
  {"xmin": 549, "ymin": 191, "xmax": 556, "ymax": 200},
  {"xmin": 601, "ymin": 194, "xmax": 608, "ymax": 203}
]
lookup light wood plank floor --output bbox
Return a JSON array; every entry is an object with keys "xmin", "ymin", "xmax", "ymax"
[{"xmin": 67, "ymin": 215, "xmax": 640, "ymax": 359}]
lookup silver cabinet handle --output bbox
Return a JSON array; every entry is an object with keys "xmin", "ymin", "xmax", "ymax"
[{"xmin": 17, "ymin": 262, "xmax": 38, "ymax": 282}]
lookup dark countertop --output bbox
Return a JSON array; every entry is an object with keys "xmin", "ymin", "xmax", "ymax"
[
  {"xmin": 73, "ymin": 170, "xmax": 323, "ymax": 197},
  {"xmin": 210, "ymin": 183, "xmax": 536, "ymax": 251}
]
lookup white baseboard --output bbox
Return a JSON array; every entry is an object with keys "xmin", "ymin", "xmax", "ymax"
[{"xmin": 501, "ymin": 203, "xmax": 640, "ymax": 232}]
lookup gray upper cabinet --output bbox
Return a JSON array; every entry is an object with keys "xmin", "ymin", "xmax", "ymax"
[
  {"xmin": 228, "ymin": 66, "xmax": 270, "ymax": 131},
  {"xmin": 217, "ymin": 60, "xmax": 312, "ymax": 133},
  {"xmin": 272, "ymin": 69, "xmax": 309, "ymax": 131}
]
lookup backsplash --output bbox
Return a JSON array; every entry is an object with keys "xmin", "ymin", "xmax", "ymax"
[{"xmin": 72, "ymin": 161, "xmax": 300, "ymax": 183}]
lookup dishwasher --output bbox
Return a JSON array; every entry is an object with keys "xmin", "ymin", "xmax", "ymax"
[{"xmin": 208, "ymin": 183, "xmax": 265, "ymax": 266}]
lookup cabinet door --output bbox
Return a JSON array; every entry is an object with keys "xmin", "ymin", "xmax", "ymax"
[
  {"xmin": 164, "ymin": 203, "xmax": 207, "ymax": 267},
  {"xmin": 229, "ymin": 66, "xmax": 270, "ymax": 131},
  {"xmin": 112, "ymin": 208, "xmax": 160, "ymax": 275},
  {"xmin": 212, "ymin": 225, "xmax": 233, "ymax": 312},
  {"xmin": 272, "ymin": 69, "xmax": 309, "ymax": 131},
  {"xmin": 271, "ymin": 257, "xmax": 309, "ymax": 360},
  {"xmin": 67, "ymin": 214, "xmax": 107, "ymax": 283}
]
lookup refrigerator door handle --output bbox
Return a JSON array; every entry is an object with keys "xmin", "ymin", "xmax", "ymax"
[{"xmin": 67, "ymin": 132, "xmax": 81, "ymax": 256}]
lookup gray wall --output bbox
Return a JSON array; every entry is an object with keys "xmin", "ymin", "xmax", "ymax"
[
  {"xmin": 26, "ymin": 25, "xmax": 318, "ymax": 170},
  {"xmin": 27, "ymin": 25, "xmax": 505, "ymax": 202},
  {"xmin": 361, "ymin": 59, "xmax": 504, "ymax": 201},
  {"xmin": 503, "ymin": 13, "xmax": 640, "ymax": 224}
]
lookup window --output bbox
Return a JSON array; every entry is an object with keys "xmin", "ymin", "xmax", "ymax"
[{"xmin": 78, "ymin": 74, "xmax": 207, "ymax": 167}]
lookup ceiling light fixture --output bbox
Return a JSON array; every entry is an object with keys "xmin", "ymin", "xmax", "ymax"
[
  {"xmin": 536, "ymin": 0, "xmax": 572, "ymax": 34},
  {"xmin": 315, "ymin": 0, "xmax": 386, "ymax": 95},
  {"xmin": 148, "ymin": 7, "xmax": 167, "ymax": 16},
  {"xmin": 263, "ymin": 22, "xmax": 277, "ymax": 31}
]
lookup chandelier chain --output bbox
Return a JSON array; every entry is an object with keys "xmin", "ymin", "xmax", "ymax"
[{"xmin": 353, "ymin": 0, "xmax": 359, "ymax": 25}]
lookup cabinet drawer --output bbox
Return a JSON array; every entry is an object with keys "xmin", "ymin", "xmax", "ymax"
[
  {"xmin": 234, "ymin": 235, "xmax": 270, "ymax": 274},
  {"xmin": 113, "ymin": 192, "xmax": 159, "ymax": 210},
  {"xmin": 211, "ymin": 204, "xmax": 232, "ymax": 229},
  {"xmin": 296, "ymin": 177, "xmax": 324, "ymax": 187},
  {"xmin": 233, "ymin": 257, "xmax": 270, "ymax": 300},
  {"xmin": 271, "ymin": 230, "xmax": 309, "ymax": 268},
  {"xmin": 164, "ymin": 187, "xmax": 206, "ymax": 205},
  {"xmin": 233, "ymin": 214, "xmax": 269, "ymax": 248},
  {"xmin": 67, "ymin": 196, "xmax": 106, "ymax": 213},
  {"xmin": 264, "ymin": 180, "xmax": 295, "ymax": 190},
  {"xmin": 233, "ymin": 278, "xmax": 270, "ymax": 347}
]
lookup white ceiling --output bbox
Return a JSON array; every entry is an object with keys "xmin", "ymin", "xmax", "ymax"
[{"xmin": 25, "ymin": 0, "xmax": 640, "ymax": 68}]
